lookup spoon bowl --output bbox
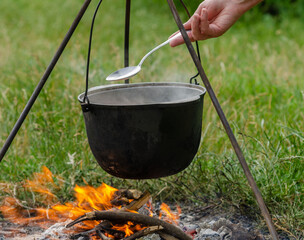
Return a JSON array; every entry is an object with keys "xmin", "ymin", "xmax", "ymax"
[{"xmin": 106, "ymin": 66, "xmax": 141, "ymax": 81}]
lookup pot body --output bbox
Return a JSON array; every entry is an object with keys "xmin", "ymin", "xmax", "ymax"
[{"xmin": 78, "ymin": 82, "xmax": 206, "ymax": 179}]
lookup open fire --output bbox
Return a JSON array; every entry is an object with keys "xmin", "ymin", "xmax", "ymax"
[{"xmin": 0, "ymin": 166, "xmax": 185, "ymax": 240}]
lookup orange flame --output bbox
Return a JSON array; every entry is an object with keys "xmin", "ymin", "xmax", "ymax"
[
  {"xmin": 0, "ymin": 166, "xmax": 181, "ymax": 238},
  {"xmin": 160, "ymin": 203, "xmax": 181, "ymax": 225},
  {"xmin": 23, "ymin": 166, "xmax": 60, "ymax": 203}
]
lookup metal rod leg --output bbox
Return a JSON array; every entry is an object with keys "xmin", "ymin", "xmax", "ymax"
[
  {"xmin": 166, "ymin": 1, "xmax": 279, "ymax": 239},
  {"xmin": 124, "ymin": 0, "xmax": 131, "ymax": 84},
  {"xmin": 0, "ymin": 0, "xmax": 92, "ymax": 163}
]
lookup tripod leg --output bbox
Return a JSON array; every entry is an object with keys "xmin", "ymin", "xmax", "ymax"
[
  {"xmin": 0, "ymin": 0, "xmax": 92, "ymax": 162},
  {"xmin": 166, "ymin": 0, "xmax": 279, "ymax": 239},
  {"xmin": 124, "ymin": 0, "xmax": 131, "ymax": 84}
]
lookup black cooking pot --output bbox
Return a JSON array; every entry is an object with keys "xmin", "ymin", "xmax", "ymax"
[{"xmin": 78, "ymin": 82, "xmax": 206, "ymax": 179}]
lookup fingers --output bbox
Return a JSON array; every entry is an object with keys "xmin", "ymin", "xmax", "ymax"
[
  {"xmin": 169, "ymin": 12, "xmax": 200, "ymax": 47},
  {"xmin": 191, "ymin": 7, "xmax": 211, "ymax": 41},
  {"xmin": 200, "ymin": 8, "xmax": 210, "ymax": 36},
  {"xmin": 170, "ymin": 6, "xmax": 211, "ymax": 47}
]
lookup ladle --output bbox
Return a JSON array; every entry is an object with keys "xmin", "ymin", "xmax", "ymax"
[{"xmin": 106, "ymin": 31, "xmax": 188, "ymax": 81}]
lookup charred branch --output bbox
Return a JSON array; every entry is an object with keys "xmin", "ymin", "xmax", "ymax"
[
  {"xmin": 96, "ymin": 229, "xmax": 111, "ymax": 240},
  {"xmin": 95, "ymin": 222, "xmax": 125, "ymax": 239}
]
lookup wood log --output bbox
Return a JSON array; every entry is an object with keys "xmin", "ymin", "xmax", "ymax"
[
  {"xmin": 125, "ymin": 191, "xmax": 151, "ymax": 211},
  {"xmin": 111, "ymin": 190, "xmax": 149, "ymax": 209},
  {"xmin": 114, "ymin": 189, "xmax": 142, "ymax": 200},
  {"xmin": 121, "ymin": 189, "xmax": 143, "ymax": 200}
]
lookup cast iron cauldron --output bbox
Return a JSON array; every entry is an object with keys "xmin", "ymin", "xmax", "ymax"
[{"xmin": 78, "ymin": 82, "xmax": 206, "ymax": 179}]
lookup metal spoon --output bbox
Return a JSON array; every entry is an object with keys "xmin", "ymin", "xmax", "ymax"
[{"xmin": 106, "ymin": 32, "xmax": 187, "ymax": 81}]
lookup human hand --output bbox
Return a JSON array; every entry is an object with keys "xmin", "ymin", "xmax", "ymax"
[{"xmin": 170, "ymin": 0, "xmax": 262, "ymax": 47}]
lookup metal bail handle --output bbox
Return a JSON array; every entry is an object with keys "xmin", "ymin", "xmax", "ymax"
[
  {"xmin": 177, "ymin": 0, "xmax": 202, "ymax": 85},
  {"xmin": 81, "ymin": 95, "xmax": 91, "ymax": 112},
  {"xmin": 83, "ymin": 0, "xmax": 103, "ymax": 103}
]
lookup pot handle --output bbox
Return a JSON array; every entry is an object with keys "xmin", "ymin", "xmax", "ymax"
[
  {"xmin": 81, "ymin": 0, "xmax": 201, "ymax": 102},
  {"xmin": 82, "ymin": 0, "xmax": 103, "ymax": 104},
  {"xmin": 177, "ymin": 0, "xmax": 201, "ymax": 85}
]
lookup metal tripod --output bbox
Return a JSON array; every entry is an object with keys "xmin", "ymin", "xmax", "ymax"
[{"xmin": 0, "ymin": 1, "xmax": 279, "ymax": 238}]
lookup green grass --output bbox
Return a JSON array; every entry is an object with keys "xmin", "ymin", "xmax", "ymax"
[{"xmin": 0, "ymin": 0, "xmax": 303, "ymax": 238}]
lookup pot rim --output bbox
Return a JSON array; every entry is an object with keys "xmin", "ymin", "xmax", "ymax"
[{"xmin": 78, "ymin": 82, "xmax": 206, "ymax": 107}]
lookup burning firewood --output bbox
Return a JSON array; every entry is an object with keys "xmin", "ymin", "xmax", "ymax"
[
  {"xmin": 95, "ymin": 221, "xmax": 126, "ymax": 238},
  {"xmin": 1, "ymin": 167, "xmax": 187, "ymax": 240},
  {"xmin": 116, "ymin": 189, "xmax": 143, "ymax": 200},
  {"xmin": 96, "ymin": 230, "xmax": 112, "ymax": 240},
  {"xmin": 110, "ymin": 189, "xmax": 143, "ymax": 207},
  {"xmin": 65, "ymin": 188, "xmax": 178, "ymax": 239},
  {"xmin": 66, "ymin": 210, "xmax": 192, "ymax": 240}
]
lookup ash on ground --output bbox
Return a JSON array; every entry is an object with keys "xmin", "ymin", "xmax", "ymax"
[{"xmin": 178, "ymin": 204, "xmax": 265, "ymax": 240}]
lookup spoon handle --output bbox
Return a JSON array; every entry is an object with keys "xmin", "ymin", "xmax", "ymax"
[{"xmin": 138, "ymin": 31, "xmax": 188, "ymax": 67}]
